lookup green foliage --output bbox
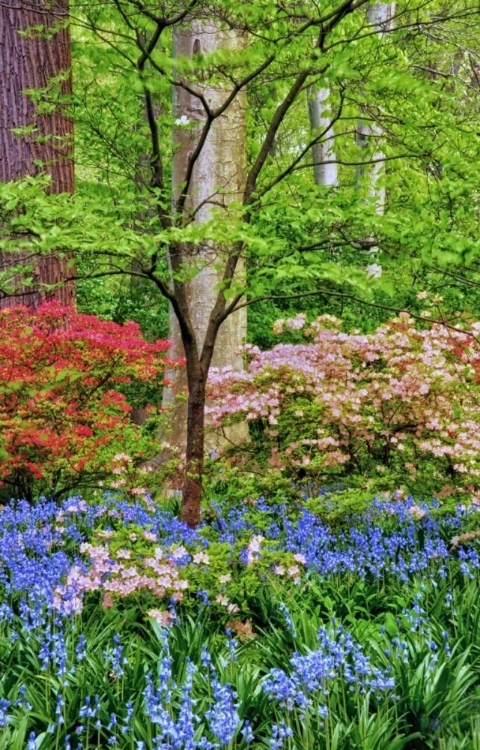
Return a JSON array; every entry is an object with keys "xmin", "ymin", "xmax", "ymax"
[
  {"xmin": 4, "ymin": 0, "xmax": 480, "ymax": 328},
  {"xmin": 5, "ymin": 492, "xmax": 480, "ymax": 746},
  {"xmin": 4, "ymin": 0, "xmax": 480, "ymax": 524},
  {"xmin": 75, "ymin": 516, "xmax": 307, "ymax": 617}
]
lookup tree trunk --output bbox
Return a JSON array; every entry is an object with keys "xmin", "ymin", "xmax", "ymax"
[
  {"xmin": 181, "ymin": 356, "xmax": 207, "ymax": 528},
  {"xmin": 164, "ymin": 21, "xmax": 247, "ymax": 453},
  {"xmin": 0, "ymin": 0, "xmax": 74, "ymax": 309},
  {"xmin": 356, "ymin": 4, "xmax": 395, "ymax": 209},
  {"xmin": 308, "ymin": 87, "xmax": 338, "ymax": 187}
]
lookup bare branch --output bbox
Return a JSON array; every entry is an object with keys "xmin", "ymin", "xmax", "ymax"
[
  {"xmin": 244, "ymin": 70, "xmax": 310, "ymax": 204},
  {"xmin": 256, "ymin": 84, "xmax": 344, "ymax": 199}
]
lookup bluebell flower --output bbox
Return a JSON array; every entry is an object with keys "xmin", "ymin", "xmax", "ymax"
[
  {"xmin": 270, "ymin": 721, "xmax": 293, "ymax": 750},
  {"xmin": 205, "ymin": 676, "xmax": 240, "ymax": 744},
  {"xmin": 242, "ymin": 720, "xmax": 254, "ymax": 744},
  {"xmin": 121, "ymin": 700, "xmax": 134, "ymax": 733},
  {"xmin": 278, "ymin": 603, "xmax": 296, "ymax": 636},
  {"xmin": 103, "ymin": 634, "xmax": 127, "ymax": 678},
  {"xmin": 79, "ymin": 696, "xmax": 94, "ymax": 719},
  {"xmin": 75, "ymin": 634, "xmax": 87, "ymax": 661},
  {"xmin": 55, "ymin": 693, "xmax": 65, "ymax": 725},
  {"xmin": 0, "ymin": 698, "xmax": 9, "ymax": 728},
  {"xmin": 107, "ymin": 712, "xmax": 118, "ymax": 731}
]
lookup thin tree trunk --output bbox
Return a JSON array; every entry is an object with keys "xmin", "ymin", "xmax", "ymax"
[
  {"xmin": 164, "ymin": 21, "xmax": 247, "ymax": 455},
  {"xmin": 308, "ymin": 87, "xmax": 338, "ymax": 187},
  {"xmin": 181, "ymin": 356, "xmax": 207, "ymax": 527},
  {"xmin": 0, "ymin": 0, "xmax": 74, "ymax": 308},
  {"xmin": 356, "ymin": 4, "xmax": 395, "ymax": 216},
  {"xmin": 130, "ymin": 90, "xmax": 165, "ymax": 427}
]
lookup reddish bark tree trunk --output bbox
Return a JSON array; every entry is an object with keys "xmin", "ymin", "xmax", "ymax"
[
  {"xmin": 182, "ymin": 359, "xmax": 207, "ymax": 528},
  {"xmin": 0, "ymin": 0, "xmax": 74, "ymax": 308}
]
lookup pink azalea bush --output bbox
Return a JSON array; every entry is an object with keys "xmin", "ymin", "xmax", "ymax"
[
  {"xmin": 207, "ymin": 312, "xmax": 480, "ymax": 497},
  {"xmin": 54, "ymin": 537, "xmax": 188, "ymax": 615},
  {"xmin": 53, "ymin": 520, "xmax": 308, "ymax": 617}
]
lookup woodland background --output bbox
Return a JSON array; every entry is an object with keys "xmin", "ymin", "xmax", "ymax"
[{"xmin": 2, "ymin": 0, "xmax": 480, "ymax": 518}]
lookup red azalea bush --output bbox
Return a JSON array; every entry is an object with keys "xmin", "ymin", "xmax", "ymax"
[
  {"xmin": 207, "ymin": 312, "xmax": 480, "ymax": 498},
  {"xmin": 0, "ymin": 302, "xmax": 174, "ymax": 500}
]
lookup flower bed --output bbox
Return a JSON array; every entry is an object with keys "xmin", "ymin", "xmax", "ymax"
[{"xmin": 0, "ymin": 493, "xmax": 480, "ymax": 748}]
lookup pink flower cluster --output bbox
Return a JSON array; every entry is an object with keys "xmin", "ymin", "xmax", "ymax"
[
  {"xmin": 207, "ymin": 313, "xmax": 480, "ymax": 491},
  {"xmin": 53, "ymin": 534, "xmax": 188, "ymax": 613}
]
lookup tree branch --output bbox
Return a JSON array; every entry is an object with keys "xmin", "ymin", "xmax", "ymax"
[
  {"xmin": 244, "ymin": 70, "xmax": 310, "ymax": 204},
  {"xmin": 256, "ymin": 84, "xmax": 344, "ymax": 199}
]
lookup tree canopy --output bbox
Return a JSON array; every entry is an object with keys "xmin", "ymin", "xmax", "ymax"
[{"xmin": 2, "ymin": 0, "xmax": 480, "ymax": 523}]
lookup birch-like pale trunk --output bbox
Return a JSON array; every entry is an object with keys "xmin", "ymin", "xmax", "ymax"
[
  {"xmin": 164, "ymin": 22, "xmax": 247, "ymax": 457},
  {"xmin": 356, "ymin": 4, "xmax": 395, "ymax": 216},
  {"xmin": 308, "ymin": 87, "xmax": 338, "ymax": 187}
]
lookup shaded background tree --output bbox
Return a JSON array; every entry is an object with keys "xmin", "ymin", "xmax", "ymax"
[
  {"xmin": 164, "ymin": 19, "xmax": 248, "ymax": 451},
  {"xmin": 0, "ymin": 0, "xmax": 74, "ymax": 308}
]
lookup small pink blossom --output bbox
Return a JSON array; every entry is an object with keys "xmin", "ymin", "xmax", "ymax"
[
  {"xmin": 409, "ymin": 506, "xmax": 426, "ymax": 520},
  {"xmin": 102, "ymin": 593, "xmax": 115, "ymax": 609},
  {"xmin": 116, "ymin": 549, "xmax": 131, "ymax": 559},
  {"xmin": 192, "ymin": 551, "xmax": 210, "ymax": 565},
  {"xmin": 170, "ymin": 546, "xmax": 188, "ymax": 560},
  {"xmin": 148, "ymin": 609, "xmax": 175, "ymax": 627},
  {"xmin": 293, "ymin": 553, "xmax": 306, "ymax": 564},
  {"xmin": 246, "ymin": 535, "xmax": 264, "ymax": 566}
]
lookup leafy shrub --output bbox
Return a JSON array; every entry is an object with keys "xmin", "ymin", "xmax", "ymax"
[
  {"xmin": 54, "ymin": 513, "xmax": 308, "ymax": 618},
  {"xmin": 207, "ymin": 312, "xmax": 480, "ymax": 499},
  {"xmin": 0, "ymin": 302, "xmax": 175, "ymax": 500}
]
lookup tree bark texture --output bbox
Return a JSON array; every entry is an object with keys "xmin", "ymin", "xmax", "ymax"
[
  {"xmin": 0, "ymin": 0, "xmax": 74, "ymax": 308},
  {"xmin": 181, "ymin": 357, "xmax": 207, "ymax": 528},
  {"xmin": 164, "ymin": 21, "xmax": 247, "ymax": 453},
  {"xmin": 308, "ymin": 87, "xmax": 338, "ymax": 187}
]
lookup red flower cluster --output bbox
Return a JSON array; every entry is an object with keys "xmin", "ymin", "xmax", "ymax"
[{"xmin": 0, "ymin": 303, "xmax": 173, "ymax": 499}]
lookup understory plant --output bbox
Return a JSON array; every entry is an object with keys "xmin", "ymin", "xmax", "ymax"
[
  {"xmin": 207, "ymin": 311, "xmax": 480, "ymax": 499},
  {"xmin": 0, "ymin": 302, "xmax": 176, "ymax": 501}
]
